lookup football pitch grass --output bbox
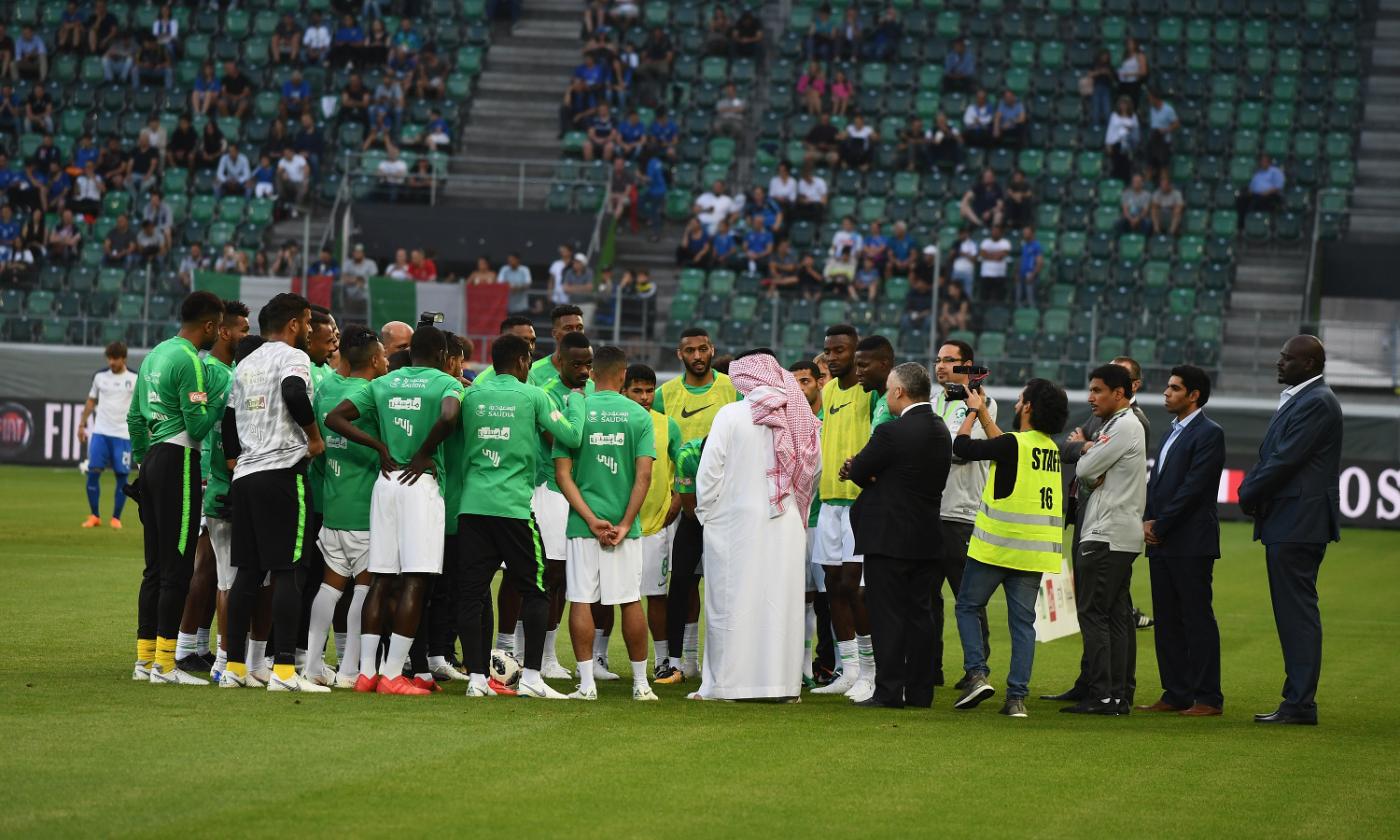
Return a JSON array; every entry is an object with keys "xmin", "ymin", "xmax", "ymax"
[{"xmin": 1, "ymin": 465, "xmax": 1397, "ymax": 837}]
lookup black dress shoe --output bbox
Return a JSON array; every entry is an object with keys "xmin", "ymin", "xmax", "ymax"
[
  {"xmin": 1040, "ymin": 688, "xmax": 1085, "ymax": 702},
  {"xmin": 1060, "ymin": 700, "xmax": 1118, "ymax": 715},
  {"xmin": 1254, "ymin": 710, "xmax": 1318, "ymax": 725},
  {"xmin": 853, "ymin": 697, "xmax": 903, "ymax": 709},
  {"xmin": 175, "ymin": 654, "xmax": 211, "ymax": 673}
]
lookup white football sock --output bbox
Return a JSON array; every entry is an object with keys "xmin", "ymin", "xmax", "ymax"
[
  {"xmin": 593, "ymin": 629, "xmax": 607, "ymax": 660},
  {"xmin": 542, "ymin": 629, "xmax": 559, "ymax": 664},
  {"xmin": 578, "ymin": 657, "xmax": 596, "ymax": 693},
  {"xmin": 195, "ymin": 626, "xmax": 211, "ymax": 657},
  {"xmin": 294, "ymin": 648, "xmax": 307, "ymax": 671},
  {"xmin": 216, "ymin": 632, "xmax": 224, "ymax": 653},
  {"xmin": 379, "ymin": 633, "xmax": 413, "ymax": 678},
  {"xmin": 333, "ymin": 632, "xmax": 347, "ymax": 662},
  {"xmin": 669, "ymin": 656, "xmax": 683, "ymax": 670},
  {"xmin": 630, "ymin": 659, "xmax": 649, "ymax": 688},
  {"xmin": 495, "ymin": 631, "xmax": 515, "ymax": 654},
  {"xmin": 803, "ymin": 604, "xmax": 817, "ymax": 679},
  {"xmin": 469, "ymin": 672, "xmax": 489, "ymax": 691},
  {"xmin": 837, "ymin": 638, "xmax": 858, "ymax": 676},
  {"xmin": 683, "ymin": 622, "xmax": 699, "ymax": 664},
  {"xmin": 521, "ymin": 667, "xmax": 543, "ymax": 690},
  {"xmin": 429, "ymin": 655, "xmax": 447, "ymax": 670},
  {"xmin": 856, "ymin": 634, "xmax": 874, "ymax": 682},
  {"xmin": 248, "ymin": 639, "xmax": 267, "ymax": 673},
  {"xmin": 514, "ymin": 620, "xmax": 525, "ymax": 657},
  {"xmin": 339, "ymin": 585, "xmax": 368, "ymax": 677},
  {"xmin": 305, "ymin": 583, "xmax": 339, "ymax": 677},
  {"xmin": 176, "ymin": 631, "xmax": 198, "ymax": 661},
  {"xmin": 213, "ymin": 646, "xmax": 228, "ymax": 672},
  {"xmin": 654, "ymin": 639, "xmax": 669, "ymax": 669},
  {"xmin": 359, "ymin": 633, "xmax": 381, "ymax": 678}
]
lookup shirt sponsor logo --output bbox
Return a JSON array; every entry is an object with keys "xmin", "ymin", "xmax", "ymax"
[
  {"xmin": 244, "ymin": 395, "xmax": 267, "ymax": 411},
  {"xmin": 395, "ymin": 416, "xmax": 414, "ymax": 437},
  {"xmin": 388, "ymin": 396, "xmax": 422, "ymax": 411},
  {"xmin": 589, "ymin": 432, "xmax": 625, "ymax": 446},
  {"xmin": 486, "ymin": 405, "xmax": 516, "ymax": 418},
  {"xmin": 188, "ymin": 391, "xmax": 207, "ymax": 404},
  {"xmin": 828, "ymin": 400, "xmax": 850, "ymax": 415},
  {"xmin": 680, "ymin": 402, "xmax": 714, "ymax": 419},
  {"xmin": 389, "ymin": 377, "xmax": 427, "ymax": 390},
  {"xmin": 329, "ymin": 460, "xmax": 342, "ymax": 477},
  {"xmin": 483, "ymin": 449, "xmax": 502, "ymax": 468},
  {"xmin": 597, "ymin": 453, "xmax": 618, "ymax": 474},
  {"xmin": 477, "ymin": 426, "xmax": 511, "ymax": 441},
  {"xmin": 326, "ymin": 435, "xmax": 348, "ymax": 449}
]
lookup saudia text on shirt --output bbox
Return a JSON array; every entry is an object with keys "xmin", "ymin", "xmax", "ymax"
[
  {"xmin": 588, "ymin": 410, "xmax": 632, "ymax": 423},
  {"xmin": 388, "ymin": 375, "xmax": 428, "ymax": 390},
  {"xmin": 475, "ymin": 403, "xmax": 516, "ymax": 418},
  {"xmin": 388, "ymin": 396, "xmax": 422, "ymax": 411}
]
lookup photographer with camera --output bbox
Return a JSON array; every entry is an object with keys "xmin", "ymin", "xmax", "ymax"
[{"xmin": 930, "ymin": 340, "xmax": 996, "ymax": 689}]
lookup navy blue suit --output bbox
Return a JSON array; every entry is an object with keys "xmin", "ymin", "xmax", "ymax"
[
  {"xmin": 1237, "ymin": 378, "xmax": 1342, "ymax": 717},
  {"xmin": 1145, "ymin": 411, "xmax": 1226, "ymax": 709}
]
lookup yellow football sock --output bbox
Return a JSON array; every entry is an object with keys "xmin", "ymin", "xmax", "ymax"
[
  {"xmin": 227, "ymin": 662, "xmax": 247, "ymax": 678},
  {"xmin": 154, "ymin": 636, "xmax": 177, "ymax": 672},
  {"xmin": 136, "ymin": 638, "xmax": 156, "ymax": 664},
  {"xmin": 273, "ymin": 663, "xmax": 296, "ymax": 681}
]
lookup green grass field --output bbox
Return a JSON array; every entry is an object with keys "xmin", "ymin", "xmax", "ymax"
[{"xmin": 1, "ymin": 464, "xmax": 1397, "ymax": 837}]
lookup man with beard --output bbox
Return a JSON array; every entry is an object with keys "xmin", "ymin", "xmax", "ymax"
[
  {"xmin": 127, "ymin": 291, "xmax": 226, "ymax": 685},
  {"xmin": 297, "ymin": 306, "xmax": 339, "ymax": 670},
  {"xmin": 789, "ymin": 360, "xmax": 828, "ymax": 687}
]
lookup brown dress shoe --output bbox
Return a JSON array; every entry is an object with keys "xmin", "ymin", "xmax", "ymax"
[
  {"xmin": 1135, "ymin": 700, "xmax": 1188, "ymax": 712},
  {"xmin": 1179, "ymin": 703, "xmax": 1223, "ymax": 717}
]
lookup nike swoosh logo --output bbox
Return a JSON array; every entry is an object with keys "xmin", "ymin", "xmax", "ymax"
[
  {"xmin": 828, "ymin": 401, "xmax": 850, "ymax": 415},
  {"xmin": 680, "ymin": 403, "xmax": 715, "ymax": 419}
]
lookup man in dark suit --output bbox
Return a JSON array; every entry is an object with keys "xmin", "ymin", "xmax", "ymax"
[
  {"xmin": 1238, "ymin": 335, "xmax": 1342, "ymax": 726},
  {"xmin": 1139, "ymin": 365, "xmax": 1226, "ymax": 717},
  {"xmin": 841, "ymin": 362, "xmax": 951, "ymax": 708}
]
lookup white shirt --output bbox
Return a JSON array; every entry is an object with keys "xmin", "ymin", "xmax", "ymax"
[
  {"xmin": 797, "ymin": 176, "xmax": 827, "ymax": 203},
  {"xmin": 1106, "ymin": 112, "xmax": 1139, "ymax": 147},
  {"xmin": 88, "ymin": 369, "xmax": 138, "ymax": 439},
  {"xmin": 830, "ymin": 229, "xmax": 862, "ymax": 261},
  {"xmin": 932, "ymin": 390, "xmax": 996, "ymax": 522},
  {"xmin": 303, "ymin": 25, "xmax": 331, "ymax": 49},
  {"xmin": 1279, "ymin": 374, "xmax": 1324, "ymax": 408},
  {"xmin": 75, "ymin": 174, "xmax": 104, "ymax": 202},
  {"xmin": 277, "ymin": 154, "xmax": 309, "ymax": 183},
  {"xmin": 548, "ymin": 258, "xmax": 568, "ymax": 303},
  {"xmin": 963, "ymin": 103, "xmax": 993, "ymax": 129},
  {"xmin": 899, "ymin": 401, "xmax": 931, "ymax": 417},
  {"xmin": 695, "ymin": 192, "xmax": 737, "ymax": 232},
  {"xmin": 230, "ymin": 341, "xmax": 312, "ymax": 480},
  {"xmin": 769, "ymin": 174, "xmax": 797, "ymax": 202},
  {"xmin": 1157, "ymin": 407, "xmax": 1200, "ymax": 468},
  {"xmin": 152, "ymin": 18, "xmax": 179, "ymax": 42},
  {"xmin": 387, "ymin": 263, "xmax": 411, "ymax": 279},
  {"xmin": 845, "ymin": 123, "xmax": 874, "ymax": 148},
  {"xmin": 952, "ymin": 238, "xmax": 978, "ymax": 274},
  {"xmin": 978, "ymin": 237, "xmax": 1010, "ymax": 277},
  {"xmin": 343, "ymin": 257, "xmax": 378, "ymax": 280},
  {"xmin": 377, "ymin": 159, "xmax": 407, "ymax": 184}
]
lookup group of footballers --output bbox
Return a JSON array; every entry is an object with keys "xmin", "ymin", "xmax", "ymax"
[{"xmin": 106, "ymin": 286, "xmax": 971, "ymax": 702}]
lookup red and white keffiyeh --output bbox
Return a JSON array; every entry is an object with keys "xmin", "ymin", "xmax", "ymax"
[{"xmin": 729, "ymin": 353, "xmax": 823, "ymax": 519}]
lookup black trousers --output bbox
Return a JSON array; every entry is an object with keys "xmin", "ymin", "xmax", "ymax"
[
  {"xmin": 865, "ymin": 553, "xmax": 938, "ymax": 708},
  {"xmin": 813, "ymin": 592, "xmax": 835, "ymax": 671},
  {"xmin": 457, "ymin": 514, "xmax": 548, "ymax": 673},
  {"xmin": 934, "ymin": 519, "xmax": 988, "ymax": 683},
  {"xmin": 1071, "ymin": 527, "xmax": 1137, "ymax": 702},
  {"xmin": 137, "ymin": 443, "xmax": 202, "ymax": 641},
  {"xmin": 1077, "ymin": 540, "xmax": 1136, "ymax": 702},
  {"xmin": 666, "ymin": 513, "xmax": 704, "ymax": 652},
  {"xmin": 1148, "ymin": 555, "xmax": 1222, "ymax": 709},
  {"xmin": 1265, "ymin": 542, "xmax": 1325, "ymax": 715}
]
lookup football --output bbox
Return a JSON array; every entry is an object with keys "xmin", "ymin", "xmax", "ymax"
[{"xmin": 489, "ymin": 649, "xmax": 522, "ymax": 687}]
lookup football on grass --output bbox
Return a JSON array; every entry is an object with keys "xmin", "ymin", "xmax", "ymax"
[{"xmin": 489, "ymin": 649, "xmax": 522, "ymax": 687}]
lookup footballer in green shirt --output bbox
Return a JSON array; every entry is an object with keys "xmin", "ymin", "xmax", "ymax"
[{"xmin": 553, "ymin": 346, "xmax": 657, "ymax": 701}]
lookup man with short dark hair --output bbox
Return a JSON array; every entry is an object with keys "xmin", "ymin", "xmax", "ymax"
[
  {"xmin": 789, "ymin": 359, "xmax": 830, "ymax": 685},
  {"xmin": 80, "ymin": 341, "xmax": 137, "ymax": 529},
  {"xmin": 127, "ymin": 292, "xmax": 226, "ymax": 685},
  {"xmin": 1139, "ymin": 365, "xmax": 1226, "ymax": 717}
]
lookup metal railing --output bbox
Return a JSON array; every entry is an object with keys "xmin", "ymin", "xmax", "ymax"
[
  {"xmin": 336, "ymin": 151, "xmax": 608, "ymax": 209},
  {"xmin": 1300, "ymin": 190, "xmax": 1324, "ymax": 333}
]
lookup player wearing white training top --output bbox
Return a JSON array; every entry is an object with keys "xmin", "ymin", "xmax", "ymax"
[{"xmin": 79, "ymin": 341, "xmax": 138, "ymax": 529}]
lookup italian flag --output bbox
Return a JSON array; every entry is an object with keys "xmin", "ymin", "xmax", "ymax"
[
  {"xmin": 368, "ymin": 276, "xmax": 508, "ymax": 341},
  {"xmin": 194, "ymin": 272, "xmax": 334, "ymax": 317}
]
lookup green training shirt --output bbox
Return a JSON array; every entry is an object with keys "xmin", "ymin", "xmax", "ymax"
[
  {"xmin": 459, "ymin": 374, "xmax": 585, "ymax": 520},
  {"xmin": 199, "ymin": 355, "xmax": 234, "ymax": 516},
  {"xmin": 553, "ymin": 390, "xmax": 656, "ymax": 540},
  {"xmin": 534, "ymin": 376, "xmax": 576, "ymax": 491},
  {"xmin": 673, "ymin": 437, "xmax": 704, "ymax": 494},
  {"xmin": 528, "ymin": 354, "xmax": 597, "ymax": 394},
  {"xmin": 307, "ymin": 361, "xmax": 333, "ymax": 513},
  {"xmin": 126, "ymin": 335, "xmax": 219, "ymax": 464},
  {"xmin": 317, "ymin": 373, "xmax": 379, "ymax": 531},
  {"xmin": 871, "ymin": 392, "xmax": 893, "ymax": 428},
  {"xmin": 349, "ymin": 366, "xmax": 465, "ymax": 495}
]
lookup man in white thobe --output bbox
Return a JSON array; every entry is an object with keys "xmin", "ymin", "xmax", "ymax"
[{"xmin": 693, "ymin": 350, "xmax": 822, "ymax": 700}]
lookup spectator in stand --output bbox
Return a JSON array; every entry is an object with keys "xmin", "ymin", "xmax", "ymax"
[
  {"xmin": 342, "ymin": 243, "xmax": 377, "ymax": 303},
  {"xmin": 730, "ymin": 8, "xmax": 764, "ymax": 59},
  {"xmin": 0, "ymin": 28, "xmax": 12, "ymax": 83},
  {"xmin": 408, "ymin": 247, "xmax": 438, "ymax": 282},
  {"xmin": 341, "ymin": 73, "xmax": 371, "ymax": 126},
  {"xmin": 57, "ymin": 3, "xmax": 85, "ymax": 54},
  {"xmin": 277, "ymin": 148, "xmax": 310, "ymax": 215},
  {"xmin": 612, "ymin": 42, "xmax": 639, "ymax": 111},
  {"xmin": 88, "ymin": 0, "xmax": 119, "ymax": 55},
  {"xmin": 744, "ymin": 215, "xmax": 775, "ymax": 276},
  {"xmin": 0, "ymin": 238, "xmax": 37, "ymax": 285},
  {"xmin": 993, "ymin": 90, "xmax": 1028, "ymax": 148},
  {"xmin": 963, "ymin": 88, "xmax": 994, "ymax": 147},
  {"xmin": 133, "ymin": 33, "xmax": 171, "ymax": 89},
  {"xmin": 710, "ymin": 219, "xmax": 739, "ymax": 270},
  {"xmin": 645, "ymin": 106, "xmax": 679, "ymax": 161},
  {"xmin": 270, "ymin": 241, "xmax": 301, "ymax": 277},
  {"xmin": 0, "ymin": 83, "xmax": 19, "ymax": 136},
  {"xmin": 303, "ymin": 11, "xmax": 332, "ymax": 64},
  {"xmin": 851, "ymin": 255, "xmax": 880, "ymax": 303},
  {"xmin": 1105, "ymin": 95, "xmax": 1141, "ymax": 183},
  {"xmin": 1088, "ymin": 49, "xmax": 1116, "ymax": 130},
  {"xmin": 1004, "ymin": 169, "xmax": 1034, "ymax": 228},
  {"xmin": 177, "ymin": 243, "xmax": 208, "ymax": 289},
  {"xmin": 196, "ymin": 120, "xmax": 225, "ymax": 170},
  {"xmin": 96, "ymin": 136, "xmax": 130, "ymax": 191},
  {"xmin": 639, "ymin": 153, "xmax": 667, "ymax": 241},
  {"xmin": 0, "ymin": 206, "xmax": 18, "ymax": 244},
  {"xmin": 279, "ymin": 69, "xmax": 311, "ymax": 120},
  {"xmin": 676, "ymin": 217, "xmax": 712, "ymax": 268},
  {"xmin": 386, "ymin": 248, "xmax": 412, "ymax": 279},
  {"xmin": 944, "ymin": 37, "xmax": 976, "ymax": 93},
  {"xmin": 406, "ymin": 158, "xmax": 436, "ymax": 202},
  {"xmin": 830, "ymin": 70, "xmax": 854, "ymax": 118},
  {"xmin": 70, "ymin": 161, "xmax": 104, "ymax": 218},
  {"xmin": 331, "ymin": 13, "xmax": 364, "ymax": 66},
  {"xmin": 139, "ymin": 116, "xmax": 167, "ymax": 161},
  {"xmin": 898, "ymin": 117, "xmax": 931, "ymax": 172},
  {"xmin": 103, "ymin": 214, "xmax": 139, "ymax": 269},
  {"xmin": 583, "ymin": 102, "xmax": 618, "ymax": 163},
  {"xmin": 695, "ymin": 179, "xmax": 739, "ymax": 235},
  {"xmin": 1151, "ymin": 172, "xmax": 1185, "ymax": 236},
  {"xmin": 769, "ymin": 161, "xmax": 798, "ymax": 212},
  {"xmin": 795, "ymin": 164, "xmax": 828, "ymax": 222},
  {"xmin": 376, "ymin": 143, "xmax": 408, "ymax": 202},
  {"xmin": 960, "ymin": 168, "xmax": 1004, "ymax": 228},
  {"xmin": 136, "ymin": 219, "xmax": 166, "ymax": 264},
  {"xmin": 371, "ymin": 74, "xmax": 404, "ymax": 130},
  {"xmin": 1016, "ymin": 226, "xmax": 1044, "ymax": 309},
  {"xmin": 362, "ymin": 17, "xmax": 389, "ymax": 63},
  {"xmin": 387, "ymin": 43, "xmax": 417, "ymax": 85},
  {"xmin": 559, "ymin": 253, "xmax": 594, "ymax": 301},
  {"xmin": 466, "ymin": 256, "xmax": 496, "ymax": 285},
  {"xmin": 16, "ymin": 25, "xmax": 47, "ymax": 82},
  {"xmin": 1117, "ymin": 36, "xmax": 1150, "ymax": 106},
  {"xmin": 498, "ymin": 252, "xmax": 532, "ymax": 313},
  {"xmin": 863, "ymin": 219, "xmax": 889, "ymax": 273},
  {"xmin": 574, "ymin": 53, "xmax": 608, "ymax": 103},
  {"xmin": 765, "ymin": 239, "xmax": 800, "ymax": 297},
  {"xmin": 33, "ymin": 133, "xmax": 62, "ymax": 171},
  {"xmin": 804, "ymin": 112, "xmax": 841, "ymax": 168},
  {"xmin": 797, "ymin": 61, "xmax": 827, "ymax": 116},
  {"xmin": 271, "ymin": 13, "xmax": 302, "ymax": 64},
  {"xmin": 43, "ymin": 161, "xmax": 70, "ymax": 214},
  {"xmin": 215, "ymin": 143, "xmax": 250, "ymax": 197},
  {"xmin": 24, "ymin": 82, "xmax": 54, "ymax": 134},
  {"xmin": 825, "ymin": 215, "xmax": 863, "ymax": 285},
  {"xmin": 48, "ymin": 209, "xmax": 83, "ymax": 264},
  {"xmin": 166, "ymin": 115, "xmax": 196, "ymax": 168},
  {"xmin": 70, "ymin": 132, "xmax": 100, "ymax": 173},
  {"xmin": 939, "ymin": 280, "xmax": 971, "ymax": 335},
  {"xmin": 141, "ymin": 191, "xmax": 173, "ymax": 249},
  {"xmin": 1120, "ymin": 173, "xmax": 1153, "ymax": 234},
  {"xmin": 807, "ymin": 3, "xmax": 836, "ymax": 61},
  {"xmin": 425, "ymin": 109, "xmax": 451, "ymax": 152},
  {"xmin": 608, "ymin": 109, "xmax": 640, "ymax": 160},
  {"xmin": 1237, "ymin": 154, "xmax": 1286, "ymax": 226},
  {"xmin": 605, "ymin": 157, "xmax": 637, "ymax": 227},
  {"xmin": 558, "ymin": 77, "xmax": 597, "ymax": 139},
  {"xmin": 715, "ymin": 83, "xmax": 747, "ymax": 138},
  {"xmin": 191, "ymin": 61, "xmax": 220, "ymax": 115},
  {"xmin": 703, "ymin": 6, "xmax": 731, "ymax": 57},
  {"xmin": 901, "ymin": 249, "xmax": 936, "ymax": 331},
  {"xmin": 219, "ymin": 61, "xmax": 252, "ymax": 119},
  {"xmin": 929, "ymin": 112, "xmax": 964, "ymax": 170},
  {"xmin": 839, "ymin": 112, "xmax": 877, "ymax": 170},
  {"xmin": 1145, "ymin": 90, "xmax": 1180, "ymax": 178},
  {"xmin": 293, "ymin": 113, "xmax": 323, "ymax": 173},
  {"xmin": 309, "ymin": 247, "xmax": 338, "ymax": 279},
  {"xmin": 250, "ymin": 153, "xmax": 277, "ymax": 198},
  {"xmin": 637, "ymin": 27, "xmax": 674, "ymax": 103},
  {"xmin": 128, "ymin": 133, "xmax": 161, "ymax": 194},
  {"xmin": 747, "ymin": 185, "xmax": 783, "ymax": 239},
  {"xmin": 978, "ymin": 224, "xmax": 1011, "ymax": 303},
  {"xmin": 886, "ymin": 221, "xmax": 917, "ymax": 279}
]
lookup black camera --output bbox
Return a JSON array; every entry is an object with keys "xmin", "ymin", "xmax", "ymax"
[
  {"xmin": 944, "ymin": 364, "xmax": 991, "ymax": 401},
  {"xmin": 418, "ymin": 311, "xmax": 445, "ymax": 330}
]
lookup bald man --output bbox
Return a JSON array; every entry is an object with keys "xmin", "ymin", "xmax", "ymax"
[
  {"xmin": 1238, "ymin": 335, "xmax": 1341, "ymax": 726},
  {"xmin": 380, "ymin": 321, "xmax": 414, "ymax": 355}
]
